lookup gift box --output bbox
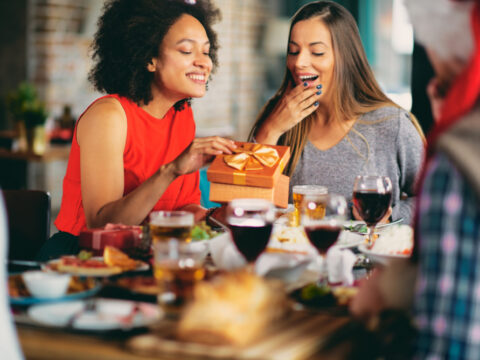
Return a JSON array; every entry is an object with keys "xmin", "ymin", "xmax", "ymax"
[
  {"xmin": 79, "ymin": 224, "xmax": 143, "ymax": 256},
  {"xmin": 207, "ymin": 142, "xmax": 290, "ymax": 188},
  {"xmin": 209, "ymin": 174, "xmax": 289, "ymax": 208}
]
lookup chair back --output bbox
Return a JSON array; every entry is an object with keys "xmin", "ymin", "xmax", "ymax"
[{"xmin": 2, "ymin": 190, "xmax": 51, "ymax": 261}]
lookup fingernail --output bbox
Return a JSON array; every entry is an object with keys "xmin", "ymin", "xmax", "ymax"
[
  {"xmin": 303, "ymin": 82, "xmax": 308, "ymax": 87},
  {"xmin": 316, "ymin": 91, "xmax": 321, "ymax": 95},
  {"xmin": 316, "ymin": 84, "xmax": 322, "ymax": 89},
  {"xmin": 314, "ymin": 101, "xmax": 319, "ymax": 106}
]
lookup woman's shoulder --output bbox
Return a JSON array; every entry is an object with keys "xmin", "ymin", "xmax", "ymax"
[{"xmin": 361, "ymin": 105, "xmax": 410, "ymax": 123}]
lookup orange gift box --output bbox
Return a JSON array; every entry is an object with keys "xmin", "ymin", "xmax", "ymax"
[
  {"xmin": 207, "ymin": 142, "xmax": 290, "ymax": 188},
  {"xmin": 209, "ymin": 174, "xmax": 289, "ymax": 208}
]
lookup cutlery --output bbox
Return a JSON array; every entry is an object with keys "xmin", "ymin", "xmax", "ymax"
[
  {"xmin": 8, "ymin": 260, "xmax": 45, "ymax": 267},
  {"xmin": 345, "ymin": 218, "xmax": 404, "ymax": 233},
  {"xmin": 66, "ymin": 299, "xmax": 97, "ymax": 328}
]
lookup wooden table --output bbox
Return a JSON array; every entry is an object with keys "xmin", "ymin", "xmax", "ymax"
[{"xmin": 16, "ymin": 308, "xmax": 351, "ymax": 360}]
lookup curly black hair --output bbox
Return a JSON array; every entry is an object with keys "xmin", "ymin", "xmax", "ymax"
[{"xmin": 88, "ymin": 0, "xmax": 221, "ymax": 110}]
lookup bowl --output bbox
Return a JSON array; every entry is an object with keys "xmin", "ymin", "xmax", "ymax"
[{"xmin": 22, "ymin": 271, "xmax": 71, "ymax": 299}]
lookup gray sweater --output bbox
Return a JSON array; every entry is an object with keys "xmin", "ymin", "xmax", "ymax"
[{"xmin": 290, "ymin": 106, "xmax": 424, "ymax": 224}]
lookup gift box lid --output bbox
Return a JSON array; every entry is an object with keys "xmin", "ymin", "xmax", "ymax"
[{"xmin": 206, "ymin": 142, "xmax": 290, "ymax": 188}]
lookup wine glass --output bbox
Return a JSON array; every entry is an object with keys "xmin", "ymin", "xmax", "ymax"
[
  {"xmin": 352, "ymin": 175, "xmax": 393, "ymax": 247},
  {"xmin": 301, "ymin": 193, "xmax": 347, "ymax": 284},
  {"xmin": 226, "ymin": 199, "xmax": 275, "ymax": 269}
]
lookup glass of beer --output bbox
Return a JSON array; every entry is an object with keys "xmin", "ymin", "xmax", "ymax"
[
  {"xmin": 292, "ymin": 185, "xmax": 328, "ymax": 226},
  {"xmin": 149, "ymin": 211, "xmax": 194, "ymax": 243},
  {"xmin": 153, "ymin": 239, "xmax": 208, "ymax": 309}
]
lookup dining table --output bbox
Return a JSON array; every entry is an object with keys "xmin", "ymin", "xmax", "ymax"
[{"xmin": 11, "ymin": 269, "xmax": 356, "ymax": 360}]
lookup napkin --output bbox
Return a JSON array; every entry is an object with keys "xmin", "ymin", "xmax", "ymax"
[
  {"xmin": 208, "ymin": 232, "xmax": 313, "ymax": 283},
  {"xmin": 326, "ymin": 247, "xmax": 357, "ymax": 286}
]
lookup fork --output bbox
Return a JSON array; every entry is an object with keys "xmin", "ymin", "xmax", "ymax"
[{"xmin": 66, "ymin": 298, "xmax": 96, "ymax": 328}]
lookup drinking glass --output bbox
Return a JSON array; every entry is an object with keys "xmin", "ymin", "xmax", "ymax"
[
  {"xmin": 149, "ymin": 211, "xmax": 194, "ymax": 243},
  {"xmin": 352, "ymin": 175, "xmax": 393, "ymax": 247},
  {"xmin": 301, "ymin": 193, "xmax": 347, "ymax": 284},
  {"xmin": 226, "ymin": 199, "xmax": 275, "ymax": 269},
  {"xmin": 292, "ymin": 185, "xmax": 328, "ymax": 226},
  {"xmin": 153, "ymin": 239, "xmax": 208, "ymax": 309}
]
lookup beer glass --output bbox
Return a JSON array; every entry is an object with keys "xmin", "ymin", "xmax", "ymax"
[
  {"xmin": 149, "ymin": 211, "xmax": 194, "ymax": 243},
  {"xmin": 154, "ymin": 239, "xmax": 208, "ymax": 308},
  {"xmin": 292, "ymin": 185, "xmax": 328, "ymax": 226}
]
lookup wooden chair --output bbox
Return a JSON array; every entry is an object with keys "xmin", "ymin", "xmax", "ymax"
[{"xmin": 2, "ymin": 190, "xmax": 51, "ymax": 260}]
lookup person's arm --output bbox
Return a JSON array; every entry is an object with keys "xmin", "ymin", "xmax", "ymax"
[
  {"xmin": 392, "ymin": 112, "xmax": 425, "ymax": 224},
  {"xmin": 414, "ymin": 153, "xmax": 480, "ymax": 357},
  {"xmin": 78, "ymin": 98, "xmax": 236, "ymax": 228},
  {"xmin": 254, "ymin": 81, "xmax": 322, "ymax": 145}
]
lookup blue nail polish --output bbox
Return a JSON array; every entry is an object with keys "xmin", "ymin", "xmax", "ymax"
[
  {"xmin": 316, "ymin": 91, "xmax": 321, "ymax": 95},
  {"xmin": 316, "ymin": 84, "xmax": 322, "ymax": 89},
  {"xmin": 314, "ymin": 101, "xmax": 319, "ymax": 106},
  {"xmin": 303, "ymin": 82, "xmax": 308, "ymax": 87}
]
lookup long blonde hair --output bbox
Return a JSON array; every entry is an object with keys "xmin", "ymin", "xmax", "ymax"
[{"xmin": 249, "ymin": 1, "xmax": 423, "ymax": 176}]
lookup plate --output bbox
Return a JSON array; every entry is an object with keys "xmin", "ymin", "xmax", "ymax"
[
  {"xmin": 44, "ymin": 256, "xmax": 150, "ymax": 277},
  {"xmin": 9, "ymin": 275, "xmax": 101, "ymax": 306},
  {"xmin": 335, "ymin": 230, "xmax": 365, "ymax": 249},
  {"xmin": 357, "ymin": 244, "xmax": 409, "ymax": 265},
  {"xmin": 28, "ymin": 298, "xmax": 163, "ymax": 331}
]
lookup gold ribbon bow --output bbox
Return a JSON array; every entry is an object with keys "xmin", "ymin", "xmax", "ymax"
[{"xmin": 224, "ymin": 143, "xmax": 280, "ymax": 171}]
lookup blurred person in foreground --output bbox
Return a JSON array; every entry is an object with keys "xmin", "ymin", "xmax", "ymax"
[
  {"xmin": 37, "ymin": 0, "xmax": 236, "ymax": 260},
  {"xmin": 350, "ymin": 0, "xmax": 480, "ymax": 357},
  {"xmin": 248, "ymin": 1, "xmax": 425, "ymax": 225}
]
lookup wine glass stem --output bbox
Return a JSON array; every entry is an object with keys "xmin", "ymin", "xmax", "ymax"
[
  {"xmin": 319, "ymin": 255, "xmax": 328, "ymax": 286},
  {"xmin": 367, "ymin": 225, "xmax": 376, "ymax": 247}
]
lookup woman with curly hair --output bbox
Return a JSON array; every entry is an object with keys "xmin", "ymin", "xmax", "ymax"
[
  {"xmin": 38, "ymin": 0, "xmax": 235, "ymax": 259},
  {"xmin": 249, "ymin": 1, "xmax": 425, "ymax": 224}
]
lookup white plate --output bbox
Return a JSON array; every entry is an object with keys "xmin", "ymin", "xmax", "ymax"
[
  {"xmin": 28, "ymin": 298, "xmax": 163, "ymax": 331},
  {"xmin": 358, "ymin": 244, "xmax": 409, "ymax": 265},
  {"xmin": 335, "ymin": 230, "xmax": 365, "ymax": 249}
]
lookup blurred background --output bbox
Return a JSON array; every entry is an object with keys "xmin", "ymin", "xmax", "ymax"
[{"xmin": 0, "ymin": 0, "xmax": 418, "ymax": 229}]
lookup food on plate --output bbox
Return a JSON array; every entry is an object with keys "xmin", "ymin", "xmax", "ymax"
[
  {"xmin": 104, "ymin": 245, "xmax": 138, "ymax": 270},
  {"xmin": 114, "ymin": 276, "xmax": 161, "ymax": 295},
  {"xmin": 293, "ymin": 283, "xmax": 358, "ymax": 308},
  {"xmin": 49, "ymin": 246, "xmax": 141, "ymax": 276},
  {"xmin": 8, "ymin": 274, "xmax": 96, "ymax": 298},
  {"xmin": 369, "ymin": 225, "xmax": 413, "ymax": 256},
  {"xmin": 332, "ymin": 286, "xmax": 358, "ymax": 306},
  {"xmin": 190, "ymin": 221, "xmax": 218, "ymax": 241},
  {"xmin": 54, "ymin": 256, "xmax": 123, "ymax": 276},
  {"xmin": 268, "ymin": 225, "xmax": 315, "ymax": 254},
  {"xmin": 177, "ymin": 270, "xmax": 286, "ymax": 346}
]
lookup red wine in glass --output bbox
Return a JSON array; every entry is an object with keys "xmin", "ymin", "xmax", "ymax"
[
  {"xmin": 352, "ymin": 190, "xmax": 392, "ymax": 226},
  {"xmin": 352, "ymin": 176, "xmax": 393, "ymax": 246},
  {"xmin": 304, "ymin": 225, "xmax": 342, "ymax": 255},
  {"xmin": 229, "ymin": 222, "xmax": 273, "ymax": 262},
  {"xmin": 226, "ymin": 199, "xmax": 275, "ymax": 265}
]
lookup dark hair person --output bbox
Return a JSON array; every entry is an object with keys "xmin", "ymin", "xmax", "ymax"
[
  {"xmin": 249, "ymin": 0, "xmax": 425, "ymax": 224},
  {"xmin": 37, "ymin": 0, "xmax": 236, "ymax": 260}
]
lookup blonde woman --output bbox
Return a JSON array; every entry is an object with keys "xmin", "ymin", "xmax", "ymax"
[{"xmin": 250, "ymin": 1, "xmax": 425, "ymax": 224}]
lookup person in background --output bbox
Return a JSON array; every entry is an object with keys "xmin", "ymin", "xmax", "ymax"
[
  {"xmin": 249, "ymin": 0, "xmax": 425, "ymax": 224},
  {"xmin": 350, "ymin": 0, "xmax": 480, "ymax": 357},
  {"xmin": 410, "ymin": 42, "xmax": 436, "ymax": 135},
  {"xmin": 37, "ymin": 0, "xmax": 236, "ymax": 260}
]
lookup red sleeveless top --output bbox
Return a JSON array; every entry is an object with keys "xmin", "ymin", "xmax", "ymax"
[{"xmin": 55, "ymin": 95, "xmax": 200, "ymax": 236}]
